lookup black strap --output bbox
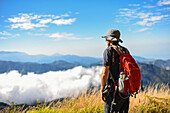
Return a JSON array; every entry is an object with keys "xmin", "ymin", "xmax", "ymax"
[
  {"xmin": 109, "ymin": 70, "xmax": 115, "ymax": 83},
  {"xmin": 110, "ymin": 46, "xmax": 115, "ymax": 63},
  {"xmin": 110, "ymin": 45, "xmax": 120, "ymax": 81}
]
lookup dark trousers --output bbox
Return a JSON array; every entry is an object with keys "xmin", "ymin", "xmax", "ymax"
[{"xmin": 104, "ymin": 92, "xmax": 129, "ymax": 113}]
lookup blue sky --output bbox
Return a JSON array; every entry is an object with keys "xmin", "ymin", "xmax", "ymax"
[{"xmin": 0, "ymin": 0, "xmax": 170, "ymax": 59}]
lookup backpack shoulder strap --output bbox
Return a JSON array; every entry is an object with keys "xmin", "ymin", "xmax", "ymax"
[
  {"xmin": 110, "ymin": 46, "xmax": 115, "ymax": 63},
  {"xmin": 111, "ymin": 45, "xmax": 123, "ymax": 55},
  {"xmin": 119, "ymin": 45, "xmax": 130, "ymax": 54}
]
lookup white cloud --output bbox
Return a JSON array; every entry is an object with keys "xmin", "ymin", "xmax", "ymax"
[
  {"xmin": 14, "ymin": 34, "xmax": 20, "ymax": 37},
  {"xmin": 11, "ymin": 22, "xmax": 48, "ymax": 30},
  {"xmin": 53, "ymin": 16, "xmax": 60, "ymax": 19},
  {"xmin": 147, "ymin": 15, "xmax": 169, "ymax": 21},
  {"xmin": 8, "ymin": 14, "xmax": 31, "ymax": 23},
  {"xmin": 31, "ymin": 14, "xmax": 42, "ymax": 19},
  {"xmin": 27, "ymin": 32, "xmax": 49, "ymax": 37},
  {"xmin": 0, "ymin": 31, "xmax": 11, "ymax": 35},
  {"xmin": 0, "ymin": 66, "xmax": 102, "ymax": 104},
  {"xmin": 0, "ymin": 31, "xmax": 20, "ymax": 39},
  {"xmin": 48, "ymin": 32, "xmax": 93, "ymax": 40},
  {"xmin": 135, "ymin": 28, "xmax": 150, "ymax": 32},
  {"xmin": 157, "ymin": 7, "xmax": 170, "ymax": 11},
  {"xmin": 51, "ymin": 18, "xmax": 76, "ymax": 25},
  {"xmin": 7, "ymin": 13, "xmax": 77, "ymax": 30},
  {"xmin": 75, "ymin": 12, "xmax": 80, "ymax": 14},
  {"xmin": 137, "ymin": 13, "xmax": 153, "ymax": 19},
  {"xmin": 117, "ymin": 2, "xmax": 169, "ymax": 27},
  {"xmin": 60, "ymin": 14, "xmax": 69, "ymax": 17},
  {"xmin": 119, "ymin": 8, "xmax": 155, "ymax": 20},
  {"xmin": 49, "ymin": 32, "xmax": 80, "ymax": 40},
  {"xmin": 128, "ymin": 4, "xmax": 140, "ymax": 6},
  {"xmin": 40, "ymin": 28, "xmax": 46, "ymax": 31},
  {"xmin": 49, "ymin": 32, "xmax": 74, "ymax": 38},
  {"xmin": 158, "ymin": 0, "xmax": 170, "ymax": 6},
  {"xmin": 143, "ymin": 5, "xmax": 156, "ymax": 8},
  {"xmin": 136, "ymin": 15, "xmax": 169, "ymax": 26},
  {"xmin": 27, "ymin": 32, "xmax": 93, "ymax": 40},
  {"xmin": 119, "ymin": 8, "xmax": 130, "ymax": 11},
  {"xmin": 0, "ymin": 37, "xmax": 7, "ymax": 39},
  {"xmin": 8, "ymin": 13, "xmax": 48, "ymax": 30},
  {"xmin": 119, "ymin": 8, "xmax": 141, "ymax": 18},
  {"xmin": 39, "ymin": 19, "xmax": 52, "ymax": 24}
]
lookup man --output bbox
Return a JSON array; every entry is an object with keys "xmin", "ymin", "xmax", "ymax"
[{"xmin": 101, "ymin": 29, "xmax": 129, "ymax": 113}]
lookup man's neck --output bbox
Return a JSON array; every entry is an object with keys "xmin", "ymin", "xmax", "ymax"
[{"xmin": 112, "ymin": 42, "xmax": 118, "ymax": 45}]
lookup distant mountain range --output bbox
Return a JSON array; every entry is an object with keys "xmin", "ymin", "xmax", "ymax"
[
  {"xmin": 0, "ymin": 51, "xmax": 169, "ymax": 69},
  {"xmin": 0, "ymin": 51, "xmax": 169, "ymax": 85},
  {"xmin": 0, "ymin": 51, "xmax": 156, "ymax": 65},
  {"xmin": 0, "ymin": 51, "xmax": 101, "ymax": 66},
  {"xmin": 146, "ymin": 59, "xmax": 170, "ymax": 70},
  {"xmin": 0, "ymin": 60, "xmax": 79, "ymax": 75},
  {"xmin": 138, "ymin": 63, "xmax": 170, "ymax": 85},
  {"xmin": 133, "ymin": 56, "xmax": 154, "ymax": 62}
]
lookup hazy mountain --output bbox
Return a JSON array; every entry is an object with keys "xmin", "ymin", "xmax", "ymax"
[
  {"xmin": 146, "ymin": 59, "xmax": 170, "ymax": 70},
  {"xmin": 0, "ymin": 51, "xmax": 156, "ymax": 66},
  {"xmin": 133, "ymin": 56, "xmax": 155, "ymax": 62},
  {"xmin": 0, "ymin": 51, "xmax": 101, "ymax": 65},
  {"xmin": 138, "ymin": 63, "xmax": 170, "ymax": 85},
  {"xmin": 0, "ymin": 60, "xmax": 79, "ymax": 75}
]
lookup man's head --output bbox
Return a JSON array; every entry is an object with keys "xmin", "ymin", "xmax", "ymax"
[
  {"xmin": 105, "ymin": 39, "xmax": 116, "ymax": 46},
  {"xmin": 102, "ymin": 29, "xmax": 123, "ymax": 45}
]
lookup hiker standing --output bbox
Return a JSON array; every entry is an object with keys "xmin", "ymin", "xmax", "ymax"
[{"xmin": 100, "ymin": 29, "xmax": 130, "ymax": 113}]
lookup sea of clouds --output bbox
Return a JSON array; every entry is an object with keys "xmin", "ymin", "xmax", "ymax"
[{"xmin": 0, "ymin": 66, "xmax": 102, "ymax": 105}]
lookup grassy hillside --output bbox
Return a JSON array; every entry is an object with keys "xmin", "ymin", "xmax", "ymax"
[{"xmin": 1, "ymin": 84, "xmax": 169, "ymax": 113}]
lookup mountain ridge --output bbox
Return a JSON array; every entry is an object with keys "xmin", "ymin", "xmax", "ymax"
[
  {"xmin": 146, "ymin": 59, "xmax": 170, "ymax": 70},
  {"xmin": 0, "ymin": 51, "xmax": 158, "ymax": 64},
  {"xmin": 0, "ymin": 51, "xmax": 101, "ymax": 65},
  {"xmin": 0, "ymin": 60, "xmax": 79, "ymax": 75}
]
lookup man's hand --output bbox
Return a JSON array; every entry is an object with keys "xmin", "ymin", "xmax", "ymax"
[
  {"xmin": 101, "ymin": 94, "xmax": 105, "ymax": 102},
  {"xmin": 101, "ymin": 91, "xmax": 106, "ymax": 102},
  {"xmin": 100, "ymin": 89, "xmax": 105, "ymax": 102}
]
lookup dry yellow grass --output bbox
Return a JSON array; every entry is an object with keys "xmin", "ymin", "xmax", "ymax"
[
  {"xmin": 44, "ymin": 89, "xmax": 104, "ymax": 113},
  {"xmin": 1, "ymin": 84, "xmax": 170, "ymax": 113},
  {"xmin": 129, "ymin": 84, "xmax": 170, "ymax": 112}
]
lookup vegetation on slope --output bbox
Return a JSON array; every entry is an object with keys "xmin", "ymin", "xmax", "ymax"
[{"xmin": 1, "ymin": 84, "xmax": 169, "ymax": 113}]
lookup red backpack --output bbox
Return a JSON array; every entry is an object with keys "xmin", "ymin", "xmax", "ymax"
[{"xmin": 111, "ymin": 45, "xmax": 141, "ymax": 95}]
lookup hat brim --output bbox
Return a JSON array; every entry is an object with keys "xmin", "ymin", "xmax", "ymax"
[{"xmin": 101, "ymin": 36, "xmax": 123, "ymax": 43}]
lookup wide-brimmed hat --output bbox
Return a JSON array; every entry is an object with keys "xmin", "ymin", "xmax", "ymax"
[{"xmin": 101, "ymin": 29, "xmax": 123, "ymax": 43}]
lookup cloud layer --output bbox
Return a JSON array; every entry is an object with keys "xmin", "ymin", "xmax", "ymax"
[{"xmin": 0, "ymin": 66, "xmax": 102, "ymax": 105}]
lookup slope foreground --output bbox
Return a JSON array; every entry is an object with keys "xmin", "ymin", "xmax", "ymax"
[{"xmin": 1, "ymin": 84, "xmax": 169, "ymax": 113}]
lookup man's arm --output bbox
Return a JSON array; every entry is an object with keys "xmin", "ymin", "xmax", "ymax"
[{"xmin": 101, "ymin": 66, "xmax": 110, "ymax": 93}]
